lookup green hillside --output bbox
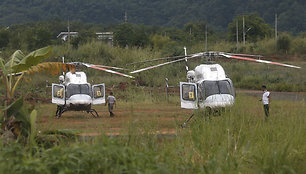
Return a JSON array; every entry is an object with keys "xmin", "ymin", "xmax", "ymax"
[{"xmin": 0, "ymin": 0, "xmax": 305, "ymax": 32}]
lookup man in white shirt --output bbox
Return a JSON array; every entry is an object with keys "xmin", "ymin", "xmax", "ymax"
[
  {"xmin": 259, "ymin": 85, "xmax": 270, "ymax": 118},
  {"xmin": 105, "ymin": 92, "xmax": 116, "ymax": 117}
]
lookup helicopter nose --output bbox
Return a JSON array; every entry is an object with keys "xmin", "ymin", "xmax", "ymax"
[{"xmin": 67, "ymin": 94, "xmax": 92, "ymax": 105}]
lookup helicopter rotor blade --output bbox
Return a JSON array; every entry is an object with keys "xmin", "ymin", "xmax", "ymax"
[
  {"xmin": 230, "ymin": 53, "xmax": 263, "ymax": 58},
  {"xmin": 69, "ymin": 62, "xmax": 128, "ymax": 71},
  {"xmin": 127, "ymin": 55, "xmax": 188, "ymax": 65},
  {"xmin": 130, "ymin": 53, "xmax": 203, "ymax": 74},
  {"xmin": 92, "ymin": 65, "xmax": 129, "ymax": 71},
  {"xmin": 220, "ymin": 53, "xmax": 301, "ymax": 69},
  {"xmin": 83, "ymin": 63, "xmax": 134, "ymax": 78}
]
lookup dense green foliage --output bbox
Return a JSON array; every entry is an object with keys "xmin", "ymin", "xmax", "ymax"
[
  {"xmin": 0, "ymin": 95, "xmax": 305, "ymax": 173},
  {"xmin": 0, "ymin": 0, "xmax": 305, "ymax": 33},
  {"xmin": 228, "ymin": 14, "xmax": 273, "ymax": 42},
  {"xmin": 0, "ymin": 19, "xmax": 305, "ymax": 56}
]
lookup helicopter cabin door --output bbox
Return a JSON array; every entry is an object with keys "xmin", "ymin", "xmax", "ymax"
[
  {"xmin": 92, "ymin": 84, "xmax": 105, "ymax": 105},
  {"xmin": 180, "ymin": 82, "xmax": 198, "ymax": 109},
  {"xmin": 52, "ymin": 84, "xmax": 65, "ymax": 105}
]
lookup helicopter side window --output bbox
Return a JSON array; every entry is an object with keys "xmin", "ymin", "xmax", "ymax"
[
  {"xmin": 93, "ymin": 86, "xmax": 104, "ymax": 98},
  {"xmin": 53, "ymin": 85, "xmax": 64, "ymax": 99},
  {"xmin": 182, "ymin": 84, "xmax": 196, "ymax": 101}
]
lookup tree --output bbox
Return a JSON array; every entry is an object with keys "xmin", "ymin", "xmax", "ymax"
[
  {"xmin": 0, "ymin": 47, "xmax": 50, "ymax": 141},
  {"xmin": 228, "ymin": 14, "xmax": 272, "ymax": 43},
  {"xmin": 150, "ymin": 34, "xmax": 171, "ymax": 50},
  {"xmin": 114, "ymin": 23, "xmax": 136, "ymax": 48},
  {"xmin": 0, "ymin": 46, "xmax": 74, "ymax": 141},
  {"xmin": 0, "ymin": 47, "xmax": 51, "ymax": 104},
  {"xmin": 184, "ymin": 21, "xmax": 213, "ymax": 41},
  {"xmin": 277, "ymin": 33, "xmax": 291, "ymax": 53},
  {"xmin": 133, "ymin": 26, "xmax": 149, "ymax": 47}
]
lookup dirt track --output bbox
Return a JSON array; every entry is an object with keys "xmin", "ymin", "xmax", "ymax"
[{"xmin": 37, "ymin": 103, "xmax": 192, "ymax": 137}]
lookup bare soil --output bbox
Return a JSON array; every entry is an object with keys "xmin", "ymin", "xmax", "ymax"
[{"xmin": 36, "ymin": 103, "xmax": 192, "ymax": 137}]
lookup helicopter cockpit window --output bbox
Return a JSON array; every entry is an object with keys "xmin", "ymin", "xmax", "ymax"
[
  {"xmin": 182, "ymin": 84, "xmax": 196, "ymax": 101},
  {"xmin": 203, "ymin": 80, "xmax": 232, "ymax": 98},
  {"xmin": 218, "ymin": 81, "xmax": 231, "ymax": 95},
  {"xmin": 67, "ymin": 84, "xmax": 90, "ymax": 98}
]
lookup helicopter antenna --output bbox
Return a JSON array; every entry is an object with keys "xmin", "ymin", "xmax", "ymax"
[{"xmin": 184, "ymin": 46, "xmax": 189, "ymax": 72}]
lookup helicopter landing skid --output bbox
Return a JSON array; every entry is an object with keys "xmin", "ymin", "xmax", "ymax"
[
  {"xmin": 55, "ymin": 105, "xmax": 100, "ymax": 118},
  {"xmin": 181, "ymin": 114, "xmax": 194, "ymax": 128},
  {"xmin": 86, "ymin": 109, "xmax": 99, "ymax": 118}
]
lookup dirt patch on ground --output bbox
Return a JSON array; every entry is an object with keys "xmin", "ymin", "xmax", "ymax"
[{"xmin": 37, "ymin": 104, "xmax": 191, "ymax": 137}]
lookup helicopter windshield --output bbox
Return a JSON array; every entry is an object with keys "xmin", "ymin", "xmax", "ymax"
[
  {"xmin": 67, "ymin": 84, "xmax": 91, "ymax": 98},
  {"xmin": 199, "ymin": 80, "xmax": 233, "ymax": 99}
]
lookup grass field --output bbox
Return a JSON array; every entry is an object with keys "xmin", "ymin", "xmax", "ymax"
[{"xmin": 0, "ymin": 92, "xmax": 301, "ymax": 173}]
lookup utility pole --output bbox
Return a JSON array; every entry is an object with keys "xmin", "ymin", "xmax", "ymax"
[
  {"xmin": 243, "ymin": 15, "xmax": 246, "ymax": 46},
  {"xmin": 67, "ymin": 19, "xmax": 70, "ymax": 55},
  {"xmin": 67, "ymin": 20, "xmax": 70, "ymax": 42},
  {"xmin": 236, "ymin": 20, "xmax": 239, "ymax": 52},
  {"xmin": 189, "ymin": 27, "xmax": 192, "ymax": 43},
  {"xmin": 275, "ymin": 13, "xmax": 278, "ymax": 50},
  {"xmin": 124, "ymin": 11, "xmax": 128, "ymax": 23},
  {"xmin": 205, "ymin": 24, "xmax": 208, "ymax": 52}
]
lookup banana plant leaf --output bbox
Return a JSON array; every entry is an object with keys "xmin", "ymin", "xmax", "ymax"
[
  {"xmin": 0, "ymin": 58, "xmax": 9, "ymax": 75},
  {"xmin": 5, "ymin": 50, "xmax": 25, "ymax": 72},
  {"xmin": 10, "ymin": 46, "xmax": 51, "ymax": 73}
]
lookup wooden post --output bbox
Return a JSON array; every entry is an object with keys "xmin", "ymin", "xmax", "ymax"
[{"xmin": 165, "ymin": 78, "xmax": 169, "ymax": 102}]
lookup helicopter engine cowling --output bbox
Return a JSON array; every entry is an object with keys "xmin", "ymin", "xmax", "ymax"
[{"xmin": 194, "ymin": 64, "xmax": 226, "ymax": 81}]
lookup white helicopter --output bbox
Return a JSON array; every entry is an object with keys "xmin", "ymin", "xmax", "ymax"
[
  {"xmin": 52, "ymin": 60, "xmax": 134, "ymax": 118},
  {"xmin": 129, "ymin": 47, "xmax": 301, "ymax": 124}
]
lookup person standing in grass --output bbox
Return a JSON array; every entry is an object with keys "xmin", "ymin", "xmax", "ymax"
[
  {"xmin": 105, "ymin": 92, "xmax": 116, "ymax": 117},
  {"xmin": 259, "ymin": 85, "xmax": 270, "ymax": 119}
]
